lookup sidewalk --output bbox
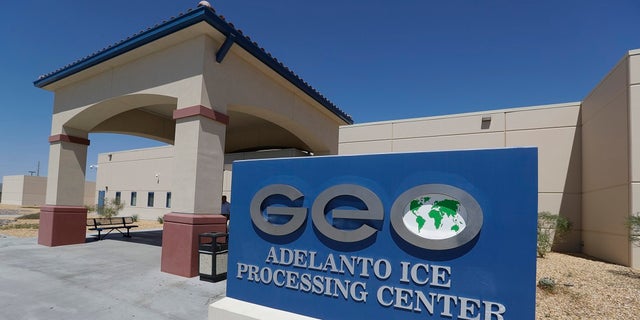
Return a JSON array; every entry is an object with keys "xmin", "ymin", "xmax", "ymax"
[{"xmin": 0, "ymin": 233, "xmax": 225, "ymax": 320}]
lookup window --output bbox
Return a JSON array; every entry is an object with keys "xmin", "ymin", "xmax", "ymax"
[
  {"xmin": 147, "ymin": 192, "xmax": 155, "ymax": 207},
  {"xmin": 115, "ymin": 192, "xmax": 121, "ymax": 205},
  {"xmin": 130, "ymin": 192, "xmax": 137, "ymax": 206},
  {"xmin": 166, "ymin": 192, "xmax": 172, "ymax": 208}
]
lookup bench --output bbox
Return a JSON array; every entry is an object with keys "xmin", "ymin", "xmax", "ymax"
[{"xmin": 87, "ymin": 217, "xmax": 138, "ymax": 240}]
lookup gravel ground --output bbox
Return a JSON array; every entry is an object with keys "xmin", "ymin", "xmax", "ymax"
[{"xmin": 536, "ymin": 252, "xmax": 640, "ymax": 319}]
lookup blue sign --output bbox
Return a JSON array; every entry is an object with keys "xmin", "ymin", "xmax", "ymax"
[{"xmin": 227, "ymin": 148, "xmax": 537, "ymax": 319}]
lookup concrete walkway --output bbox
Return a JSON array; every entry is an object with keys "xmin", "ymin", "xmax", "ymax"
[{"xmin": 0, "ymin": 233, "xmax": 226, "ymax": 320}]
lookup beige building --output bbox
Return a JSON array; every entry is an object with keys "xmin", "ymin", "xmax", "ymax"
[
  {"xmin": 340, "ymin": 49, "xmax": 640, "ymax": 268},
  {"xmin": 582, "ymin": 50, "xmax": 640, "ymax": 268},
  {"xmin": 90, "ymin": 49, "xmax": 640, "ymax": 269},
  {"xmin": 94, "ymin": 146, "xmax": 309, "ymax": 220},
  {"xmin": 340, "ymin": 101, "xmax": 582, "ymax": 253},
  {"xmin": 29, "ymin": 2, "xmax": 640, "ymax": 276},
  {"xmin": 1, "ymin": 175, "xmax": 95, "ymax": 207},
  {"xmin": 89, "ymin": 50, "xmax": 640, "ymax": 267}
]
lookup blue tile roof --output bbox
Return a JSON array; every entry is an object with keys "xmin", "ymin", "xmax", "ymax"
[{"xmin": 34, "ymin": 6, "xmax": 353, "ymax": 124}]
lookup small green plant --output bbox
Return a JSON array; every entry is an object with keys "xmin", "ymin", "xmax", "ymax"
[
  {"xmin": 628, "ymin": 213, "xmax": 640, "ymax": 245},
  {"xmin": 537, "ymin": 277, "xmax": 557, "ymax": 293},
  {"xmin": 88, "ymin": 198, "xmax": 124, "ymax": 218},
  {"xmin": 157, "ymin": 216, "xmax": 164, "ymax": 224},
  {"xmin": 537, "ymin": 212, "xmax": 571, "ymax": 258},
  {"xmin": 131, "ymin": 214, "xmax": 139, "ymax": 222}
]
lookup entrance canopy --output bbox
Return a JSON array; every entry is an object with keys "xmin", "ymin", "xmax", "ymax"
[
  {"xmin": 34, "ymin": 3, "xmax": 352, "ymax": 277},
  {"xmin": 35, "ymin": 5, "xmax": 352, "ymax": 154}
]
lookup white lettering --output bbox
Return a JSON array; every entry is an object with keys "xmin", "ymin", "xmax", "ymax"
[
  {"xmin": 247, "ymin": 265, "xmax": 259, "ymax": 282},
  {"xmin": 411, "ymin": 263, "xmax": 430, "ymax": 285},
  {"xmin": 308, "ymin": 251, "xmax": 323, "ymax": 270},
  {"xmin": 300, "ymin": 273, "xmax": 312, "ymax": 292},
  {"xmin": 432, "ymin": 265, "xmax": 452, "ymax": 288},
  {"xmin": 251, "ymin": 247, "xmax": 510, "ymax": 318},
  {"xmin": 332, "ymin": 279, "xmax": 350, "ymax": 299},
  {"xmin": 351, "ymin": 281, "xmax": 367, "ymax": 302},
  {"xmin": 339, "ymin": 255, "xmax": 356, "ymax": 275},
  {"xmin": 260, "ymin": 267, "xmax": 272, "ymax": 283},
  {"xmin": 437, "ymin": 294, "xmax": 458, "ymax": 317},
  {"xmin": 279, "ymin": 248, "xmax": 294, "ymax": 266},
  {"xmin": 311, "ymin": 275, "xmax": 324, "ymax": 294},
  {"xmin": 459, "ymin": 297, "xmax": 481, "ymax": 320},
  {"xmin": 273, "ymin": 269, "xmax": 286, "ymax": 287},
  {"xmin": 323, "ymin": 254, "xmax": 337, "ymax": 273},
  {"xmin": 265, "ymin": 247, "xmax": 278, "ymax": 264},
  {"xmin": 236, "ymin": 262, "xmax": 249, "ymax": 279},
  {"xmin": 286, "ymin": 271, "xmax": 299, "ymax": 289},
  {"xmin": 376, "ymin": 286, "xmax": 394, "ymax": 307},
  {"xmin": 399, "ymin": 261, "xmax": 411, "ymax": 283},
  {"xmin": 357, "ymin": 257, "xmax": 374, "ymax": 277},
  {"xmin": 394, "ymin": 287, "xmax": 414, "ymax": 311},
  {"xmin": 414, "ymin": 290, "xmax": 436, "ymax": 314},
  {"xmin": 323, "ymin": 276, "xmax": 332, "ymax": 296},
  {"xmin": 483, "ymin": 301, "xmax": 506, "ymax": 320},
  {"xmin": 293, "ymin": 250, "xmax": 306, "ymax": 268},
  {"xmin": 373, "ymin": 259, "xmax": 392, "ymax": 280}
]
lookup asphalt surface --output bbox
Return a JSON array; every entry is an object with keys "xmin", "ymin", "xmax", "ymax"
[{"xmin": 0, "ymin": 232, "xmax": 226, "ymax": 320}]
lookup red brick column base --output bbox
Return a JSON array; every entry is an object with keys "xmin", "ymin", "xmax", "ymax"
[
  {"xmin": 38, "ymin": 206, "xmax": 88, "ymax": 246},
  {"xmin": 160, "ymin": 213, "xmax": 228, "ymax": 277}
]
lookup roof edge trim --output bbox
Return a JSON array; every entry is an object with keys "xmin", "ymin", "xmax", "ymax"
[
  {"xmin": 34, "ymin": 8, "xmax": 207, "ymax": 88},
  {"xmin": 33, "ymin": 7, "xmax": 353, "ymax": 124}
]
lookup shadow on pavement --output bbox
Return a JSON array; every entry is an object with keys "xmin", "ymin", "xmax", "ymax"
[{"xmin": 86, "ymin": 230, "xmax": 163, "ymax": 247}]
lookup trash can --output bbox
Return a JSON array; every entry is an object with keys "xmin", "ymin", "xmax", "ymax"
[{"xmin": 198, "ymin": 232, "xmax": 228, "ymax": 282}]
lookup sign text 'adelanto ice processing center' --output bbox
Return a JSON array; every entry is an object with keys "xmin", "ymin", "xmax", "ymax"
[{"xmin": 227, "ymin": 148, "xmax": 537, "ymax": 319}]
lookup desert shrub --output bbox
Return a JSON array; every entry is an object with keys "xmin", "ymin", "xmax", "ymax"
[
  {"xmin": 131, "ymin": 214, "xmax": 139, "ymax": 222},
  {"xmin": 85, "ymin": 204, "xmax": 97, "ymax": 214},
  {"xmin": 537, "ymin": 212, "xmax": 571, "ymax": 258},
  {"xmin": 89, "ymin": 198, "xmax": 124, "ymax": 218},
  {"xmin": 537, "ymin": 277, "xmax": 557, "ymax": 293},
  {"xmin": 628, "ymin": 213, "xmax": 640, "ymax": 245}
]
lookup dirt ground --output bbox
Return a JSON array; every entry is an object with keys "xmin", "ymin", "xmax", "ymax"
[{"xmin": 0, "ymin": 204, "xmax": 163, "ymax": 238}]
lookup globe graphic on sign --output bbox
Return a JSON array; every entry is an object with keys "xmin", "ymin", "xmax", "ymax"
[{"xmin": 402, "ymin": 194, "xmax": 467, "ymax": 240}]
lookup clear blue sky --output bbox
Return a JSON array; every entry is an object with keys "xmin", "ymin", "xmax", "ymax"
[{"xmin": 1, "ymin": 0, "xmax": 639, "ymax": 181}]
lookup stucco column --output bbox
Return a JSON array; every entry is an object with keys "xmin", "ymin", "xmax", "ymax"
[
  {"xmin": 38, "ymin": 134, "xmax": 90, "ymax": 246},
  {"xmin": 161, "ymin": 105, "xmax": 229, "ymax": 277}
]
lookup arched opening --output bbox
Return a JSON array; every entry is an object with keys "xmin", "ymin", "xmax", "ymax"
[{"xmin": 65, "ymin": 94, "xmax": 178, "ymax": 144}]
